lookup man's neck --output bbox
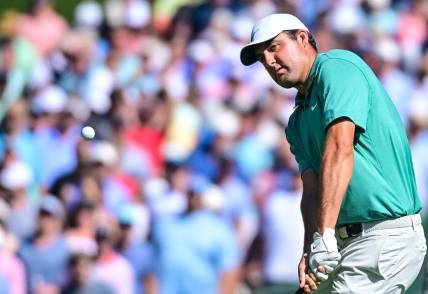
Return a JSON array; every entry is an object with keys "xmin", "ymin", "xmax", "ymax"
[
  {"xmin": 296, "ymin": 51, "xmax": 318, "ymax": 96},
  {"xmin": 295, "ymin": 81, "xmax": 308, "ymax": 96}
]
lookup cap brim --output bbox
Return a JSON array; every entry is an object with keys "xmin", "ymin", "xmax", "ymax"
[
  {"xmin": 240, "ymin": 43, "xmax": 259, "ymax": 66},
  {"xmin": 240, "ymin": 34, "xmax": 279, "ymax": 66}
]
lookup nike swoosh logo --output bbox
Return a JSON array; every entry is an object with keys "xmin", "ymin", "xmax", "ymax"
[{"xmin": 311, "ymin": 103, "xmax": 317, "ymax": 111}]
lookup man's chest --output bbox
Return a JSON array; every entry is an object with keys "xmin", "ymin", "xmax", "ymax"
[{"xmin": 295, "ymin": 94, "xmax": 326, "ymax": 168}]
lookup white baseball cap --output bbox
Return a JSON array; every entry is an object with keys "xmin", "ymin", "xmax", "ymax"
[
  {"xmin": 240, "ymin": 13, "xmax": 309, "ymax": 66},
  {"xmin": 0, "ymin": 161, "xmax": 33, "ymax": 190}
]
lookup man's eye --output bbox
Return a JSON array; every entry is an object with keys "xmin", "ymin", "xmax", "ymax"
[{"xmin": 269, "ymin": 44, "xmax": 278, "ymax": 52}]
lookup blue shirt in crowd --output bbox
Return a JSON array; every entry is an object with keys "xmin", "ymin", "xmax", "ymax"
[{"xmin": 153, "ymin": 210, "xmax": 239, "ymax": 294}]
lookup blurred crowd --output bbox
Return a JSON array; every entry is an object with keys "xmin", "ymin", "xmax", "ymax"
[{"xmin": 0, "ymin": 0, "xmax": 428, "ymax": 293}]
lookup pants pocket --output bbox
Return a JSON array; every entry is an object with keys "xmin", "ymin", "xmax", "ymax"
[{"xmin": 378, "ymin": 227, "xmax": 426, "ymax": 280}]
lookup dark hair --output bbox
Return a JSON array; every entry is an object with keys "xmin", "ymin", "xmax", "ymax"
[{"xmin": 284, "ymin": 30, "xmax": 318, "ymax": 52}]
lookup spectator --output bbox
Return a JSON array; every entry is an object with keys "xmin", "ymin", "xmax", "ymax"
[
  {"xmin": 0, "ymin": 198, "xmax": 26, "ymax": 294},
  {"xmin": 116, "ymin": 204, "xmax": 156, "ymax": 294},
  {"xmin": 64, "ymin": 201, "xmax": 98, "ymax": 257},
  {"xmin": 256, "ymin": 171, "xmax": 304, "ymax": 294},
  {"xmin": 91, "ymin": 225, "xmax": 136, "ymax": 294},
  {"xmin": 16, "ymin": 0, "xmax": 68, "ymax": 58},
  {"xmin": 152, "ymin": 179, "xmax": 240, "ymax": 294},
  {"xmin": 1, "ymin": 157, "xmax": 38, "ymax": 241},
  {"xmin": 62, "ymin": 253, "xmax": 114, "ymax": 294},
  {"xmin": 19, "ymin": 195, "xmax": 70, "ymax": 294}
]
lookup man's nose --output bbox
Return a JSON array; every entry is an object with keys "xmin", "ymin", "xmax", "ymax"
[{"xmin": 263, "ymin": 51, "xmax": 276, "ymax": 68}]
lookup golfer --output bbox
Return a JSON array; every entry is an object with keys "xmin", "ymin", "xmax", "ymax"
[{"xmin": 240, "ymin": 13, "xmax": 426, "ymax": 293}]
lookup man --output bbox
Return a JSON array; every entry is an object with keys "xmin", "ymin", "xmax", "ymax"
[
  {"xmin": 240, "ymin": 13, "xmax": 427, "ymax": 293},
  {"xmin": 257, "ymin": 171, "xmax": 304, "ymax": 293},
  {"xmin": 62, "ymin": 253, "xmax": 114, "ymax": 294},
  {"xmin": 19, "ymin": 195, "xmax": 70, "ymax": 293},
  {"xmin": 0, "ymin": 199, "xmax": 26, "ymax": 294},
  {"xmin": 152, "ymin": 177, "xmax": 240, "ymax": 294},
  {"xmin": 91, "ymin": 226, "xmax": 136, "ymax": 294}
]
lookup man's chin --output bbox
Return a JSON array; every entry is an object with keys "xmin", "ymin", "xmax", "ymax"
[{"xmin": 276, "ymin": 80, "xmax": 294, "ymax": 89}]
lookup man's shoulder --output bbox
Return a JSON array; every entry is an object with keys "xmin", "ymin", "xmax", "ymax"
[
  {"xmin": 315, "ymin": 49, "xmax": 366, "ymax": 70},
  {"xmin": 314, "ymin": 49, "xmax": 370, "ymax": 80},
  {"xmin": 319, "ymin": 49, "xmax": 362, "ymax": 63}
]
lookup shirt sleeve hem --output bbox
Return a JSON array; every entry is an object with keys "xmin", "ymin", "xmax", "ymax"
[{"xmin": 324, "ymin": 113, "xmax": 366, "ymax": 133}]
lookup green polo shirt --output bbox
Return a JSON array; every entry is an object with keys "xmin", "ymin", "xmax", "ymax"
[{"xmin": 285, "ymin": 49, "xmax": 421, "ymax": 226}]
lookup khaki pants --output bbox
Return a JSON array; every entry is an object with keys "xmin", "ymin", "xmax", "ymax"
[{"xmin": 315, "ymin": 214, "xmax": 427, "ymax": 294}]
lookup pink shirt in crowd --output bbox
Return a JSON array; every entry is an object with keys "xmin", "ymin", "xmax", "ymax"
[
  {"xmin": 0, "ymin": 249, "xmax": 26, "ymax": 294},
  {"xmin": 91, "ymin": 251, "xmax": 135, "ymax": 294}
]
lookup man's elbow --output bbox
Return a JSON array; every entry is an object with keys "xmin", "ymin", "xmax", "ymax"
[
  {"xmin": 335, "ymin": 142, "xmax": 354, "ymax": 159},
  {"xmin": 324, "ymin": 141, "xmax": 354, "ymax": 161}
]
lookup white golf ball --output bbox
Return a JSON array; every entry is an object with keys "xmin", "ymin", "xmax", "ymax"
[{"xmin": 81, "ymin": 126, "xmax": 95, "ymax": 140}]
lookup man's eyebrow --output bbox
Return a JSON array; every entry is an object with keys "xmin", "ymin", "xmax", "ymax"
[
  {"xmin": 269, "ymin": 38, "xmax": 282, "ymax": 46},
  {"xmin": 255, "ymin": 39, "xmax": 273, "ymax": 54},
  {"xmin": 254, "ymin": 44, "xmax": 267, "ymax": 57}
]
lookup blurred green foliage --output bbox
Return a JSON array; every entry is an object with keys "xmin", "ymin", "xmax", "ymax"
[{"xmin": 0, "ymin": 0, "xmax": 105, "ymax": 23}]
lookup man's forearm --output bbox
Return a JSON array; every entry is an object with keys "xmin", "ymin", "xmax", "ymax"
[
  {"xmin": 302, "ymin": 191, "xmax": 320, "ymax": 253},
  {"xmin": 301, "ymin": 169, "xmax": 320, "ymax": 253},
  {"xmin": 318, "ymin": 143, "xmax": 354, "ymax": 233}
]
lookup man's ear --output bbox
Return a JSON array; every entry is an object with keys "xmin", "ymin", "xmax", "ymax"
[{"xmin": 297, "ymin": 30, "xmax": 309, "ymax": 47}]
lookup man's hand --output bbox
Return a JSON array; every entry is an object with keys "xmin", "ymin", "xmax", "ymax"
[
  {"xmin": 298, "ymin": 253, "xmax": 319, "ymax": 293},
  {"xmin": 309, "ymin": 228, "xmax": 341, "ymax": 281}
]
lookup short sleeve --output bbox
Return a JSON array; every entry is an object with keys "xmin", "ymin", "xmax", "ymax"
[
  {"xmin": 285, "ymin": 122, "xmax": 312, "ymax": 174},
  {"xmin": 317, "ymin": 59, "xmax": 370, "ymax": 132}
]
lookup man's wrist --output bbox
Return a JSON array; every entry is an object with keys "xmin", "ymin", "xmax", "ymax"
[
  {"xmin": 317, "ymin": 226, "xmax": 336, "ymax": 235},
  {"xmin": 322, "ymin": 228, "xmax": 335, "ymax": 237},
  {"xmin": 311, "ymin": 228, "xmax": 338, "ymax": 253}
]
